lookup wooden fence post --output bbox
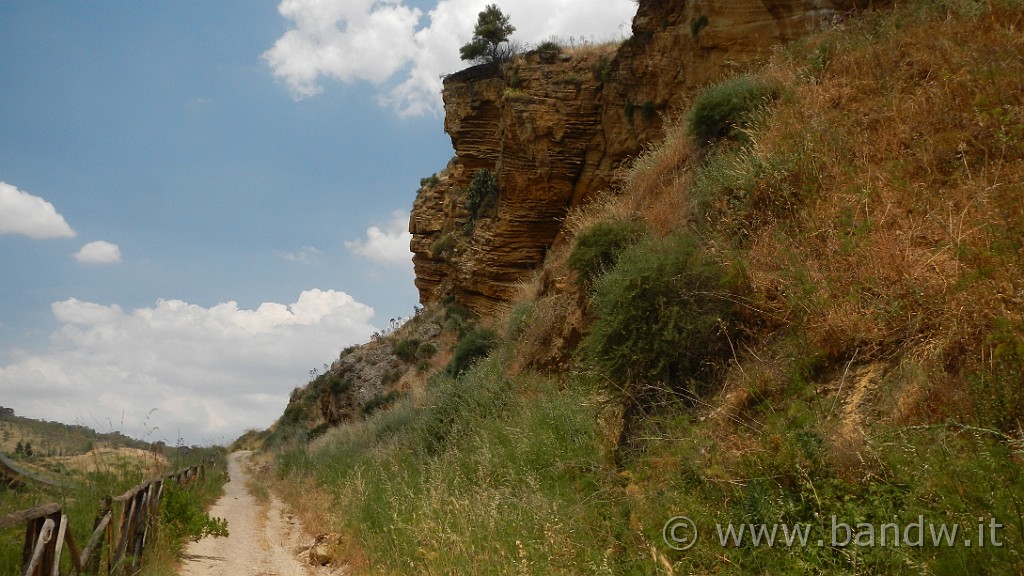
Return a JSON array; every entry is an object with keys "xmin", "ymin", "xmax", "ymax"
[{"xmin": 4, "ymin": 463, "xmax": 207, "ymax": 576}]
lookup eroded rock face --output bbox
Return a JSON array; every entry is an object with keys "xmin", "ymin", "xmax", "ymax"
[{"xmin": 411, "ymin": 0, "xmax": 875, "ymax": 315}]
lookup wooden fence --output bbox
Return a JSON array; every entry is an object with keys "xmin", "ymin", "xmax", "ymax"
[
  {"xmin": 0, "ymin": 453, "xmax": 65, "ymax": 492},
  {"xmin": 0, "ymin": 464, "xmax": 205, "ymax": 576}
]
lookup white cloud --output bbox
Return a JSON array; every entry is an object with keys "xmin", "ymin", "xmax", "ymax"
[
  {"xmin": 264, "ymin": 0, "xmax": 424, "ymax": 98},
  {"xmin": 0, "ymin": 290, "xmax": 377, "ymax": 445},
  {"xmin": 264, "ymin": 0, "xmax": 636, "ymax": 115},
  {"xmin": 75, "ymin": 240, "xmax": 122, "ymax": 264},
  {"xmin": 276, "ymin": 245, "xmax": 323, "ymax": 263},
  {"xmin": 0, "ymin": 181, "xmax": 76, "ymax": 239},
  {"xmin": 345, "ymin": 210, "xmax": 413, "ymax": 265}
]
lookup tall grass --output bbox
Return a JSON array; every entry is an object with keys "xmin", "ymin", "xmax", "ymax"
[
  {"xmin": 1, "ymin": 447, "xmax": 226, "ymax": 576},
  {"xmin": 274, "ymin": 348, "xmax": 636, "ymax": 575},
  {"xmin": 268, "ymin": 0, "xmax": 1024, "ymax": 574}
]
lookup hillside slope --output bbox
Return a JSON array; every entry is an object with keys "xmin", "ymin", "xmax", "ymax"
[
  {"xmin": 262, "ymin": 1, "xmax": 1023, "ymax": 574},
  {"xmin": 0, "ymin": 405, "xmax": 154, "ymax": 457}
]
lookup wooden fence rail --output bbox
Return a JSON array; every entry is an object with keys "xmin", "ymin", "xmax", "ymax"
[
  {"xmin": 1, "ymin": 463, "xmax": 206, "ymax": 576},
  {"xmin": 0, "ymin": 453, "xmax": 65, "ymax": 492}
]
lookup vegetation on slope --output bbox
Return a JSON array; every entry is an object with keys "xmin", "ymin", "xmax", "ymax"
[
  {"xmin": 267, "ymin": 1, "xmax": 1023, "ymax": 573},
  {"xmin": 0, "ymin": 406, "xmax": 157, "ymax": 458},
  {"xmin": 1, "ymin": 444, "xmax": 226, "ymax": 575}
]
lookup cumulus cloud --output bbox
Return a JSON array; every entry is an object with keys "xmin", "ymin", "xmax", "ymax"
[
  {"xmin": 75, "ymin": 240, "xmax": 122, "ymax": 264},
  {"xmin": 264, "ymin": 0, "xmax": 636, "ymax": 115},
  {"xmin": 345, "ymin": 210, "xmax": 413, "ymax": 265},
  {"xmin": 0, "ymin": 181, "xmax": 76, "ymax": 239},
  {"xmin": 0, "ymin": 290, "xmax": 377, "ymax": 445},
  {"xmin": 264, "ymin": 0, "xmax": 424, "ymax": 98}
]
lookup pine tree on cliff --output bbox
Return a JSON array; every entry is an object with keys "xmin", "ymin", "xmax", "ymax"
[{"xmin": 459, "ymin": 4, "xmax": 516, "ymax": 64}]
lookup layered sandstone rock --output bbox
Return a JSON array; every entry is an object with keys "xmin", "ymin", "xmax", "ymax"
[{"xmin": 411, "ymin": 0, "xmax": 876, "ymax": 315}]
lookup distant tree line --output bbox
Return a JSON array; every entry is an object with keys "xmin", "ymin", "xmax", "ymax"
[{"xmin": 14, "ymin": 440, "xmax": 33, "ymax": 457}]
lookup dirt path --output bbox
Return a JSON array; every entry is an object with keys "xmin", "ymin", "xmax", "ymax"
[{"xmin": 178, "ymin": 451, "xmax": 326, "ymax": 576}]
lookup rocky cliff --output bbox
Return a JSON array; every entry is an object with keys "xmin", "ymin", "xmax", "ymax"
[{"xmin": 411, "ymin": 0, "xmax": 875, "ymax": 315}]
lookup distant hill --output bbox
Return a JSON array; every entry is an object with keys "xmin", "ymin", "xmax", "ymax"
[{"xmin": 0, "ymin": 405, "xmax": 153, "ymax": 458}]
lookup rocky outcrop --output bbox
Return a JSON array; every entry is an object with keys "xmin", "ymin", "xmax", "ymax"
[{"xmin": 411, "ymin": 0, "xmax": 877, "ymax": 315}]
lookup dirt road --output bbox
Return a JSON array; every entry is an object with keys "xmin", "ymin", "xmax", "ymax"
[{"xmin": 178, "ymin": 451, "xmax": 325, "ymax": 576}]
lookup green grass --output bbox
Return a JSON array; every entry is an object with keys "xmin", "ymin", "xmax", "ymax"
[
  {"xmin": 275, "ymin": 349, "xmax": 636, "ymax": 575},
  {"xmin": 1, "ymin": 448, "xmax": 226, "ymax": 576},
  {"xmin": 273, "ymin": 326, "xmax": 1024, "ymax": 575},
  {"xmin": 620, "ymin": 392, "xmax": 1024, "ymax": 575}
]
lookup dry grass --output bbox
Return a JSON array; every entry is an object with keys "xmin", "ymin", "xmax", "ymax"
[
  {"xmin": 754, "ymin": 3, "xmax": 1022, "ymax": 385},
  {"xmin": 587, "ymin": 0, "xmax": 1024, "ymax": 433},
  {"xmin": 558, "ymin": 39, "xmax": 621, "ymax": 60}
]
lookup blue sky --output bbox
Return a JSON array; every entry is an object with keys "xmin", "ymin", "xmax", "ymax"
[{"xmin": 0, "ymin": 0, "xmax": 636, "ymax": 445}]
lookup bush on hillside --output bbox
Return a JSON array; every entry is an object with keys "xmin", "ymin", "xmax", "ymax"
[
  {"xmin": 568, "ymin": 219, "xmax": 647, "ymax": 285},
  {"xmin": 581, "ymin": 232, "xmax": 741, "ymax": 410},
  {"xmin": 688, "ymin": 75, "xmax": 777, "ymax": 147},
  {"xmin": 394, "ymin": 338, "xmax": 422, "ymax": 363},
  {"xmin": 446, "ymin": 327, "xmax": 499, "ymax": 377}
]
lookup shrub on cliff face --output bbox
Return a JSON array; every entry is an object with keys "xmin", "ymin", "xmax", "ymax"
[
  {"xmin": 688, "ymin": 75, "xmax": 777, "ymax": 147},
  {"xmin": 394, "ymin": 338, "xmax": 422, "ymax": 363},
  {"xmin": 581, "ymin": 232, "xmax": 740, "ymax": 410},
  {"xmin": 463, "ymin": 168, "xmax": 499, "ymax": 233}
]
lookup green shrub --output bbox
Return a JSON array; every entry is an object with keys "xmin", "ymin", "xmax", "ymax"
[
  {"xmin": 279, "ymin": 388, "xmax": 314, "ymax": 427},
  {"xmin": 641, "ymin": 100, "xmax": 656, "ymax": 121},
  {"xmin": 159, "ymin": 482, "xmax": 228, "ymax": 547},
  {"xmin": 536, "ymin": 39, "xmax": 562, "ymax": 53},
  {"xmin": 416, "ymin": 341, "xmax": 438, "ymax": 359},
  {"xmin": 419, "ymin": 173, "xmax": 440, "ymax": 188},
  {"xmin": 443, "ymin": 302, "xmax": 474, "ymax": 334},
  {"xmin": 459, "ymin": 4, "xmax": 516, "ymax": 64},
  {"xmin": 568, "ymin": 219, "xmax": 647, "ymax": 285},
  {"xmin": 624, "ymin": 101, "xmax": 636, "ymax": 121},
  {"xmin": 589, "ymin": 54, "xmax": 614, "ymax": 82},
  {"xmin": 688, "ymin": 75, "xmax": 777, "ymax": 147},
  {"xmin": 362, "ymin": 390, "xmax": 407, "ymax": 417},
  {"xmin": 505, "ymin": 301, "xmax": 536, "ymax": 339},
  {"xmin": 690, "ymin": 14, "xmax": 709, "ymax": 37},
  {"xmin": 325, "ymin": 373, "xmax": 353, "ymax": 395},
  {"xmin": 464, "ymin": 169, "xmax": 499, "ymax": 226},
  {"xmin": 581, "ymin": 232, "xmax": 740, "ymax": 409},
  {"xmin": 446, "ymin": 327, "xmax": 499, "ymax": 377},
  {"xmin": 394, "ymin": 338, "xmax": 422, "ymax": 363}
]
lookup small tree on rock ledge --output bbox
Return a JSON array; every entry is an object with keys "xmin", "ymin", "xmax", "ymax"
[{"xmin": 460, "ymin": 4, "xmax": 516, "ymax": 64}]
